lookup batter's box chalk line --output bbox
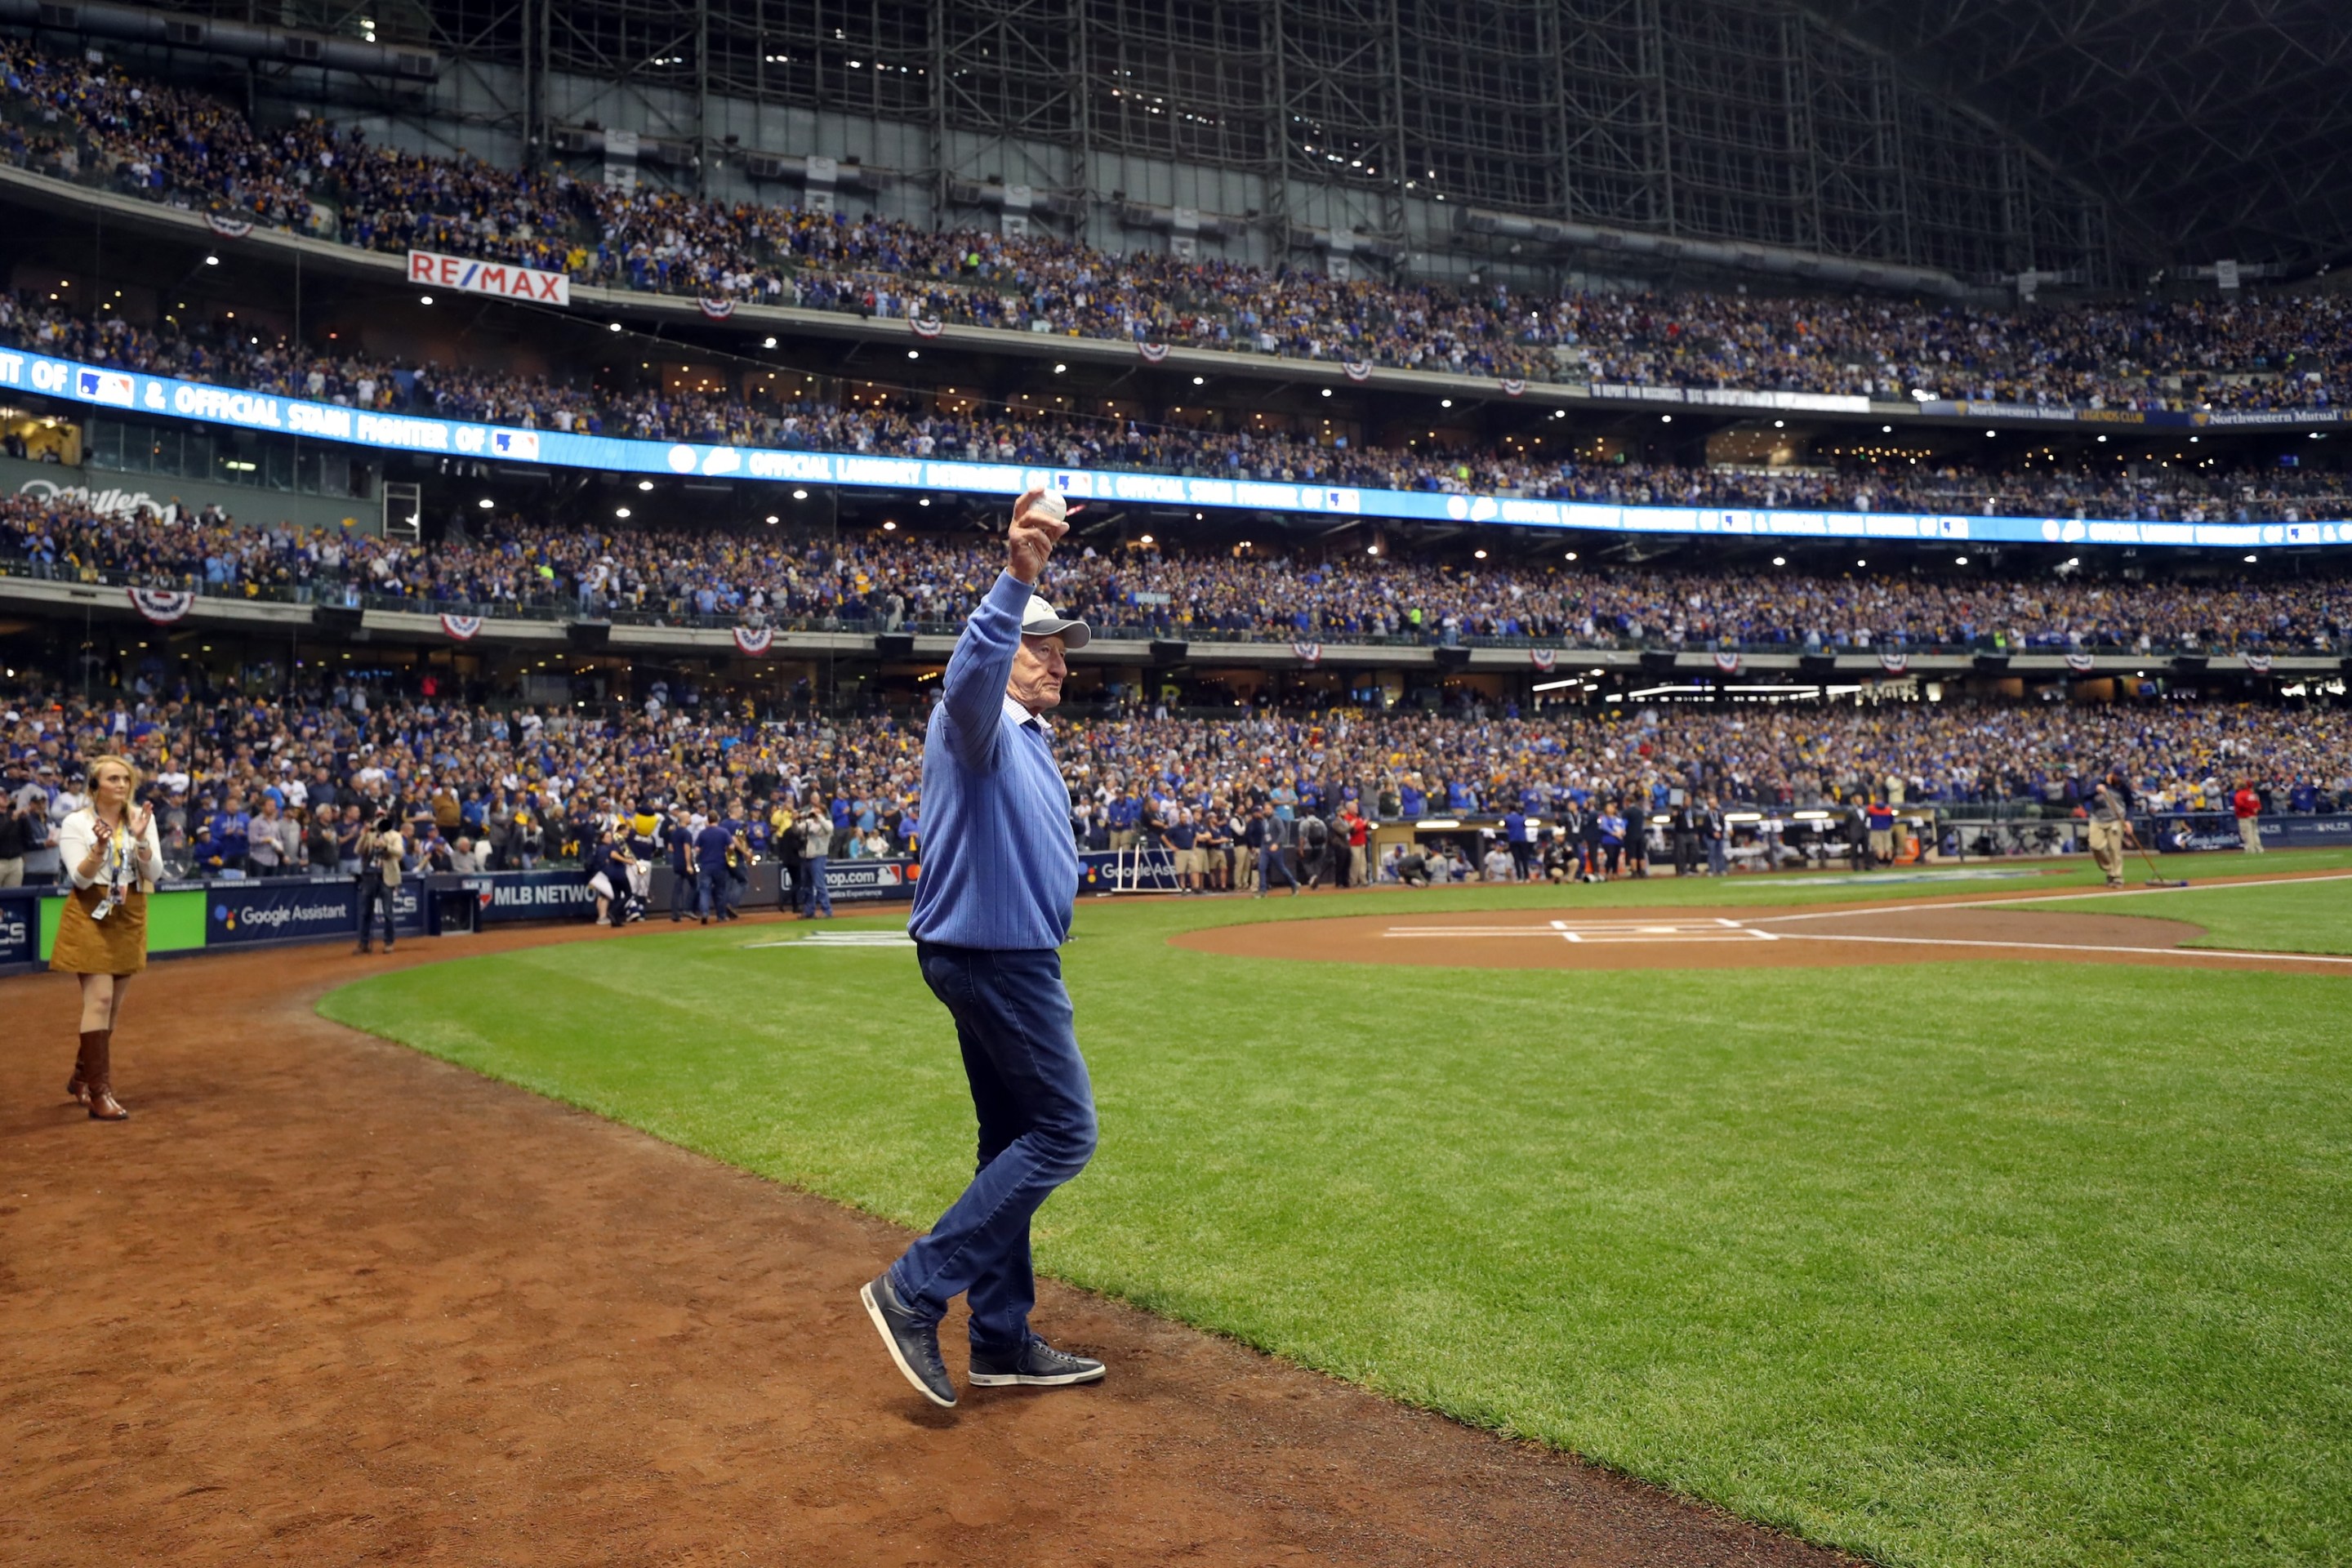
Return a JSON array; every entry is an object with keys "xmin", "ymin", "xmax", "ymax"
[{"xmin": 742, "ymin": 932, "xmax": 917, "ymax": 948}]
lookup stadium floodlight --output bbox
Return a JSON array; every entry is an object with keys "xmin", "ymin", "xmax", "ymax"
[
  {"xmin": 1140, "ymin": 533, "xmax": 1154, "ymax": 544},
  {"xmin": 764, "ymin": 514, "xmax": 778, "ymax": 524},
  {"xmin": 907, "ymin": 350, "xmax": 920, "ymax": 359},
  {"xmin": 2245, "ymin": 554, "xmax": 2259, "ymax": 563},
  {"xmin": 1472, "ymin": 549, "xmax": 1487, "ymax": 559},
  {"xmin": 1660, "ymin": 414, "xmax": 1673, "ymax": 423},
  {"xmin": 1955, "ymin": 555, "xmax": 1968, "ymax": 564},
  {"xmin": 1857, "ymin": 559, "xmax": 1867, "ymax": 567},
  {"xmin": 609, "ymin": 322, "xmax": 622, "ymax": 332},
  {"xmin": 1321, "ymin": 388, "xmax": 1333, "ymax": 398},
  {"xmin": 919, "ymin": 497, "xmax": 931, "ymax": 506},
  {"xmin": 1882, "ymin": 425, "xmax": 1892, "ymax": 433},
  {"xmin": 204, "ymin": 254, "xmax": 218, "ymax": 266},
  {"xmin": 1565, "ymin": 551, "xmax": 1578, "ymax": 561},
  {"xmin": 615, "ymin": 506, "xmax": 631, "ymax": 518},
  {"xmin": 637, "ymin": 479, "xmax": 653, "ymax": 491},
  {"xmin": 791, "ymin": 488, "xmax": 808, "ymax": 500},
  {"xmin": 419, "ymin": 294, "xmax": 433, "ymax": 305},
  {"xmin": 1192, "ymin": 376, "xmax": 1205, "ymax": 385},
  {"xmin": 1440, "ymin": 399, "xmax": 1453, "ymax": 408},
  {"xmin": 1053, "ymin": 363, "xmax": 1067, "ymax": 373},
  {"xmin": 763, "ymin": 336, "xmax": 777, "ymax": 349},
  {"xmin": 1772, "ymin": 556, "xmax": 1787, "ymax": 566},
  {"xmin": 1774, "ymin": 419, "xmax": 1784, "ymax": 428},
  {"xmin": 477, "ymin": 497, "xmax": 494, "ymax": 510},
  {"xmin": 1985, "ymin": 430, "xmax": 1996, "ymax": 436}
]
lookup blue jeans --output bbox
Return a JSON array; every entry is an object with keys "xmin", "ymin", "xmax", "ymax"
[
  {"xmin": 697, "ymin": 863, "xmax": 728, "ymax": 918},
  {"xmin": 892, "ymin": 944, "xmax": 1097, "ymax": 1353},
  {"xmin": 670, "ymin": 865, "xmax": 694, "ymax": 919},
  {"xmin": 802, "ymin": 854, "xmax": 831, "ymax": 915},
  {"xmin": 1258, "ymin": 846, "xmax": 1297, "ymax": 891}
]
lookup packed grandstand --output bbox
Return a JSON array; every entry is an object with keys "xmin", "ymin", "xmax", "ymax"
[
  {"xmin": 5, "ymin": 682, "xmax": 2349, "ymax": 885},
  {"xmin": 3, "ymin": 292, "xmax": 2347, "ymax": 525},
  {"xmin": 0, "ymin": 35, "xmax": 2345, "ymax": 416},
  {"xmin": 6, "ymin": 492, "xmax": 2349, "ymax": 652}
]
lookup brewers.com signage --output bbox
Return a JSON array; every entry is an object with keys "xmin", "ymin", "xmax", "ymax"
[{"xmin": 407, "ymin": 248, "xmax": 571, "ymax": 306}]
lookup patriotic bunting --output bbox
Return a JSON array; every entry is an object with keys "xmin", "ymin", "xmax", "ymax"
[
  {"xmin": 698, "ymin": 298, "xmax": 737, "ymax": 320},
  {"xmin": 2243, "ymin": 653, "xmax": 2272, "ymax": 675},
  {"xmin": 1713, "ymin": 651, "xmax": 1743, "ymax": 675},
  {"xmin": 2065, "ymin": 650, "xmax": 2096, "ymax": 673},
  {"xmin": 1137, "ymin": 341, "xmax": 1169, "ymax": 363},
  {"xmin": 440, "ymin": 613, "xmax": 483, "ymax": 641},
  {"xmin": 1342, "ymin": 361, "xmax": 1372, "ymax": 383},
  {"xmin": 203, "ymin": 212, "xmax": 254, "ymax": 238},
  {"xmin": 733, "ymin": 626, "xmax": 776, "ymax": 656},
  {"xmin": 1530, "ymin": 648, "xmax": 1557, "ymax": 672},
  {"xmin": 910, "ymin": 317, "xmax": 944, "ymax": 339},
  {"xmin": 128, "ymin": 587, "xmax": 194, "ymax": 624},
  {"xmin": 1878, "ymin": 649, "xmax": 1909, "ymax": 674},
  {"xmin": 1499, "ymin": 378, "xmax": 1526, "ymax": 398},
  {"xmin": 1291, "ymin": 641, "xmax": 1322, "ymax": 665}
]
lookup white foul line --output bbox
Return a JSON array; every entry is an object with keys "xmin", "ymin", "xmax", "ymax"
[
  {"xmin": 1770, "ymin": 930, "xmax": 2352, "ymax": 966},
  {"xmin": 1743, "ymin": 869, "xmax": 2352, "ymax": 928}
]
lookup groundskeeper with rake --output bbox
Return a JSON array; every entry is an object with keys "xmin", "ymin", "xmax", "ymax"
[{"xmin": 860, "ymin": 485, "xmax": 1107, "ymax": 1409}]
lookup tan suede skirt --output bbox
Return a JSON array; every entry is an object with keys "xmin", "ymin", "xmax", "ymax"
[{"xmin": 50, "ymin": 885, "xmax": 148, "ymax": 976}]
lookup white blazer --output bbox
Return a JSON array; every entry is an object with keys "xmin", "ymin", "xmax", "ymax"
[{"xmin": 58, "ymin": 807, "xmax": 165, "ymax": 892}]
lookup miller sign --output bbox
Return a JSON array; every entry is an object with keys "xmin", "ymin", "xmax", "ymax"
[{"xmin": 407, "ymin": 249, "xmax": 571, "ymax": 307}]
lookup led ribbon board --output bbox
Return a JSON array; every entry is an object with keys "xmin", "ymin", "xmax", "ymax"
[{"xmin": 7, "ymin": 348, "xmax": 2340, "ymax": 551}]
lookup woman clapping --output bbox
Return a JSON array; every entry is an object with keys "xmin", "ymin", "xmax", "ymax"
[{"xmin": 52, "ymin": 755, "xmax": 163, "ymax": 1120}]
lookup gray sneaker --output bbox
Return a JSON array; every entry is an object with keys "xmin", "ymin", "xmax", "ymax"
[
  {"xmin": 967, "ymin": 1337, "xmax": 1106, "ymax": 1388},
  {"xmin": 860, "ymin": 1272, "xmax": 956, "ymax": 1408}
]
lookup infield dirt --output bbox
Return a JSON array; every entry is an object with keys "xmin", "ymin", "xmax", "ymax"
[
  {"xmin": 1, "ymin": 916, "xmax": 1857, "ymax": 1568},
  {"xmin": 1170, "ymin": 897, "xmax": 2340, "ymax": 973}
]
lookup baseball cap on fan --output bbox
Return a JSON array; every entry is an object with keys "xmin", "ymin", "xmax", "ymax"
[{"xmin": 1021, "ymin": 596, "xmax": 1089, "ymax": 650}]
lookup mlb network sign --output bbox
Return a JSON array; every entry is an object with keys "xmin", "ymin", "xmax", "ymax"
[{"xmin": 408, "ymin": 248, "xmax": 571, "ymax": 307}]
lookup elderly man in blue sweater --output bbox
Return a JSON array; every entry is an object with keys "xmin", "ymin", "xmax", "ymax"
[{"xmin": 861, "ymin": 487, "xmax": 1104, "ymax": 1409}]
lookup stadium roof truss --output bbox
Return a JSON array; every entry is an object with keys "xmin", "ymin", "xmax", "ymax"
[{"xmin": 167, "ymin": 0, "xmax": 2352, "ymax": 282}]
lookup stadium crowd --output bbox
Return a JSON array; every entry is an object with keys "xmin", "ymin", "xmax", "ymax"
[
  {"xmin": 2, "ymin": 38, "xmax": 2347, "ymax": 412},
  {"xmin": 5, "ymin": 488, "xmax": 2347, "ymax": 652},
  {"xmin": 2, "ymin": 673, "xmax": 2345, "ymax": 887},
  {"xmin": 7, "ymin": 291, "xmax": 2343, "ymax": 524}
]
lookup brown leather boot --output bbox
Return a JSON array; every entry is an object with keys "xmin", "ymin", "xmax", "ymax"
[
  {"xmin": 85, "ymin": 1029, "xmax": 127, "ymax": 1121},
  {"xmin": 66, "ymin": 1030, "xmax": 98, "ymax": 1106}
]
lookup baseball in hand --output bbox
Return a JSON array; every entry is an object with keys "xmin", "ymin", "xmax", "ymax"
[{"xmin": 1032, "ymin": 489, "xmax": 1068, "ymax": 525}]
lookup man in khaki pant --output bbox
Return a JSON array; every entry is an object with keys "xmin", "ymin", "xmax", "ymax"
[{"xmin": 2087, "ymin": 776, "xmax": 2131, "ymax": 889}]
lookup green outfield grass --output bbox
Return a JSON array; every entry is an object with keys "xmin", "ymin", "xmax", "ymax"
[{"xmin": 319, "ymin": 855, "xmax": 2352, "ymax": 1568}]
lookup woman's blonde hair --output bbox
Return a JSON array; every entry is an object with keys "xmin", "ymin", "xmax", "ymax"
[{"xmin": 85, "ymin": 753, "xmax": 141, "ymax": 793}]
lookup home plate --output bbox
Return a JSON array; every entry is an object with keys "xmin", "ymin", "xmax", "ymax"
[{"xmin": 1383, "ymin": 918, "xmax": 1777, "ymax": 944}]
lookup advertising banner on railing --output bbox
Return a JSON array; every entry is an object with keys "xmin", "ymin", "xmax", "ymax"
[
  {"xmin": 826, "ymin": 858, "xmax": 917, "ymax": 902},
  {"xmin": 1, "ymin": 339, "xmax": 2341, "ymax": 550},
  {"xmin": 0, "ymin": 889, "xmax": 33, "ymax": 969},
  {"xmin": 408, "ymin": 248, "xmax": 572, "ymax": 307},
  {"xmin": 2145, "ymin": 813, "xmax": 2352, "ymax": 853},
  {"xmin": 203, "ymin": 875, "xmax": 425, "ymax": 947},
  {"xmin": 457, "ymin": 867, "xmax": 601, "ymax": 923}
]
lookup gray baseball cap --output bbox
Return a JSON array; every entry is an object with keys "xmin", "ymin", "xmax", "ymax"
[{"xmin": 1021, "ymin": 595, "xmax": 1089, "ymax": 650}]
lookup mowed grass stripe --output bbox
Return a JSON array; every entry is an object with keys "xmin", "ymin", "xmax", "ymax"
[{"xmin": 318, "ymin": 862, "xmax": 2352, "ymax": 1568}]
